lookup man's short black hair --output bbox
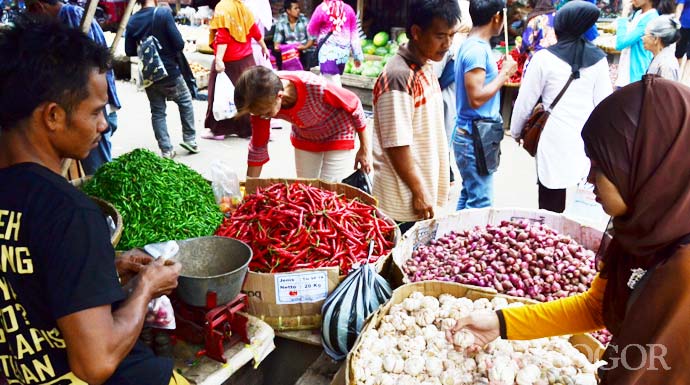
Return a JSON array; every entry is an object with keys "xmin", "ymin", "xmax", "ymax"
[
  {"xmin": 407, "ymin": 0, "xmax": 461, "ymax": 36},
  {"xmin": 470, "ymin": 0, "xmax": 505, "ymax": 27},
  {"xmin": 0, "ymin": 16, "xmax": 110, "ymax": 131},
  {"xmin": 283, "ymin": 0, "xmax": 299, "ymax": 11}
]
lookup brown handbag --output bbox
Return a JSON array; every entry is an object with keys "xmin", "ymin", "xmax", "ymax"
[{"xmin": 520, "ymin": 73, "xmax": 576, "ymax": 157}]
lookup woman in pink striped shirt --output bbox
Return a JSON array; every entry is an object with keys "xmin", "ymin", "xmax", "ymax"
[{"xmin": 234, "ymin": 66, "xmax": 371, "ymax": 181}]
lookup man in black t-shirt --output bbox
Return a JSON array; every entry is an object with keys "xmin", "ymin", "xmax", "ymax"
[{"xmin": 0, "ymin": 18, "xmax": 185, "ymax": 385}]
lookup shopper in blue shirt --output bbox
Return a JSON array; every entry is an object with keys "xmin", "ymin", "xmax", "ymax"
[
  {"xmin": 26, "ymin": 0, "xmax": 121, "ymax": 175},
  {"xmin": 454, "ymin": 0, "xmax": 517, "ymax": 210}
]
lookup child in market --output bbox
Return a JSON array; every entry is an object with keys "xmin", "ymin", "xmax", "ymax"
[{"xmin": 234, "ymin": 66, "xmax": 371, "ymax": 182}]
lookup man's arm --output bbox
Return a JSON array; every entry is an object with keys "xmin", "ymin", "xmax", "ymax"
[
  {"xmin": 124, "ymin": 31, "xmax": 137, "ymax": 57},
  {"xmin": 386, "ymin": 146, "xmax": 434, "ymax": 219},
  {"xmin": 57, "ymin": 259, "xmax": 180, "ymax": 385},
  {"xmin": 464, "ymin": 58, "xmax": 516, "ymax": 109}
]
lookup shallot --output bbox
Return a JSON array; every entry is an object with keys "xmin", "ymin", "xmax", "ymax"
[{"xmin": 402, "ymin": 220, "xmax": 612, "ymax": 344}]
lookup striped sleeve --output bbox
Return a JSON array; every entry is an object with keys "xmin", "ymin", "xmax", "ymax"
[{"xmin": 248, "ymin": 116, "xmax": 271, "ymax": 166}]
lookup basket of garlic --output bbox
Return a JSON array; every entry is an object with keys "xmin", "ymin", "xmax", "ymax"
[{"xmin": 345, "ymin": 281, "xmax": 605, "ymax": 385}]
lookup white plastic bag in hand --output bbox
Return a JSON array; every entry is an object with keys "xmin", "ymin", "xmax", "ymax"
[
  {"xmin": 212, "ymin": 72, "xmax": 237, "ymax": 121},
  {"xmin": 142, "ymin": 241, "xmax": 179, "ymax": 330}
]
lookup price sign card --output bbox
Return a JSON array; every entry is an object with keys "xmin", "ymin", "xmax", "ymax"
[{"xmin": 274, "ymin": 270, "xmax": 329, "ymax": 304}]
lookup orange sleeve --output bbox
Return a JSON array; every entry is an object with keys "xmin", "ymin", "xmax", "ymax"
[{"xmin": 498, "ymin": 274, "xmax": 607, "ymax": 340}]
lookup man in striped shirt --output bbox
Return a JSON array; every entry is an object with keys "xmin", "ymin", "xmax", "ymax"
[{"xmin": 372, "ymin": 0, "xmax": 460, "ymax": 233}]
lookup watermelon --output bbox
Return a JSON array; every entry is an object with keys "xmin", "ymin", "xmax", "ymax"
[
  {"xmin": 397, "ymin": 32, "xmax": 409, "ymax": 45},
  {"xmin": 374, "ymin": 47, "xmax": 389, "ymax": 56},
  {"xmin": 351, "ymin": 65, "xmax": 363, "ymax": 75},
  {"xmin": 387, "ymin": 42, "xmax": 399, "ymax": 54},
  {"xmin": 363, "ymin": 44, "xmax": 377, "ymax": 55},
  {"xmin": 362, "ymin": 66, "xmax": 380, "ymax": 78},
  {"xmin": 344, "ymin": 60, "xmax": 353, "ymax": 74},
  {"xmin": 373, "ymin": 31, "xmax": 389, "ymax": 47}
]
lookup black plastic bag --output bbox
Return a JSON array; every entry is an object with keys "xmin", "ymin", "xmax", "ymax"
[
  {"xmin": 471, "ymin": 119, "xmax": 504, "ymax": 176},
  {"xmin": 342, "ymin": 169, "xmax": 372, "ymax": 195},
  {"xmin": 321, "ymin": 251, "xmax": 392, "ymax": 360}
]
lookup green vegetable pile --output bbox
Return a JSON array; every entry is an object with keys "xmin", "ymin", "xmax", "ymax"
[{"xmin": 82, "ymin": 149, "xmax": 223, "ymax": 249}]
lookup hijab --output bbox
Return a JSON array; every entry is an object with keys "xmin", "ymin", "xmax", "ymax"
[
  {"xmin": 581, "ymin": 75, "xmax": 690, "ymax": 333},
  {"xmin": 546, "ymin": 1, "xmax": 606, "ymax": 76},
  {"xmin": 210, "ymin": 0, "xmax": 255, "ymax": 43},
  {"xmin": 527, "ymin": 0, "xmax": 556, "ymax": 22}
]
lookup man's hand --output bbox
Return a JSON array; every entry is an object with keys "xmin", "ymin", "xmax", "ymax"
[
  {"xmin": 115, "ymin": 249, "xmax": 153, "ymax": 285},
  {"xmin": 500, "ymin": 55, "xmax": 518, "ymax": 79},
  {"xmin": 354, "ymin": 59, "xmax": 362, "ymax": 68},
  {"xmin": 354, "ymin": 146, "xmax": 372, "ymax": 174},
  {"xmin": 137, "ymin": 258, "xmax": 181, "ymax": 298},
  {"xmin": 412, "ymin": 189, "xmax": 434, "ymax": 220},
  {"xmin": 446, "ymin": 310, "xmax": 501, "ymax": 351}
]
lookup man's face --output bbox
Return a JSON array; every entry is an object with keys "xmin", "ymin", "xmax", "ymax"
[
  {"xmin": 491, "ymin": 12, "xmax": 505, "ymax": 37},
  {"xmin": 52, "ymin": 70, "xmax": 109, "ymax": 160},
  {"xmin": 287, "ymin": 2, "xmax": 300, "ymax": 18},
  {"xmin": 411, "ymin": 18, "xmax": 459, "ymax": 62}
]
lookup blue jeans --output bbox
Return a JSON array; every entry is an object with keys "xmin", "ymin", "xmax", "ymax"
[
  {"xmin": 82, "ymin": 110, "xmax": 117, "ymax": 175},
  {"xmin": 453, "ymin": 129, "xmax": 493, "ymax": 210},
  {"xmin": 145, "ymin": 75, "xmax": 196, "ymax": 152}
]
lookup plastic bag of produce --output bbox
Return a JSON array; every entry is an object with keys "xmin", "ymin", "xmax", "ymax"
[
  {"xmin": 212, "ymin": 72, "xmax": 237, "ymax": 121},
  {"xmin": 341, "ymin": 169, "xmax": 372, "ymax": 195},
  {"xmin": 142, "ymin": 241, "xmax": 178, "ymax": 330},
  {"xmin": 279, "ymin": 43, "xmax": 304, "ymax": 71},
  {"xmin": 321, "ymin": 250, "xmax": 392, "ymax": 360},
  {"xmin": 210, "ymin": 161, "xmax": 242, "ymax": 214}
]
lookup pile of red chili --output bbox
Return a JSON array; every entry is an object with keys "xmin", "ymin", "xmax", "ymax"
[{"xmin": 216, "ymin": 182, "xmax": 396, "ymax": 274}]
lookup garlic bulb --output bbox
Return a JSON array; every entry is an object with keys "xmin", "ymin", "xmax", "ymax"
[
  {"xmin": 425, "ymin": 356, "xmax": 444, "ymax": 377},
  {"xmin": 421, "ymin": 295, "xmax": 440, "ymax": 311},
  {"xmin": 376, "ymin": 374, "xmax": 397, "ymax": 385},
  {"xmin": 382, "ymin": 354, "xmax": 397, "ymax": 373},
  {"xmin": 452, "ymin": 330, "xmax": 475, "ymax": 349},
  {"xmin": 516, "ymin": 364, "xmax": 540, "ymax": 385},
  {"xmin": 404, "ymin": 356, "xmax": 425, "ymax": 376},
  {"xmin": 415, "ymin": 308, "xmax": 436, "ymax": 327},
  {"xmin": 473, "ymin": 298, "xmax": 491, "ymax": 310},
  {"xmin": 402, "ymin": 297, "xmax": 421, "ymax": 312},
  {"xmin": 488, "ymin": 355, "xmax": 517, "ymax": 384}
]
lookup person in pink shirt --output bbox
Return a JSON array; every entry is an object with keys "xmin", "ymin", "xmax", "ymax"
[
  {"xmin": 307, "ymin": 0, "xmax": 364, "ymax": 86},
  {"xmin": 234, "ymin": 66, "xmax": 371, "ymax": 181}
]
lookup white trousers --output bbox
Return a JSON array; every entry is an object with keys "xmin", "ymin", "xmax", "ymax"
[
  {"xmin": 294, "ymin": 148, "xmax": 352, "ymax": 182},
  {"xmin": 322, "ymin": 73, "xmax": 342, "ymax": 87}
]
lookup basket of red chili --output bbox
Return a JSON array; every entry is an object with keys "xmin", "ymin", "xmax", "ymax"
[{"xmin": 215, "ymin": 178, "xmax": 400, "ymax": 331}]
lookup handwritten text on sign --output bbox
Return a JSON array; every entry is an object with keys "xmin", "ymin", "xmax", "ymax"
[{"xmin": 274, "ymin": 271, "xmax": 329, "ymax": 304}]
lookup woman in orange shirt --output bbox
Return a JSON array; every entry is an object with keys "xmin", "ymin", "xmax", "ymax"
[
  {"xmin": 452, "ymin": 76, "xmax": 690, "ymax": 384},
  {"xmin": 203, "ymin": 0, "xmax": 270, "ymax": 139}
]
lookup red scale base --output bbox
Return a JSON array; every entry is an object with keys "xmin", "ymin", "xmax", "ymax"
[{"xmin": 172, "ymin": 292, "xmax": 250, "ymax": 363}]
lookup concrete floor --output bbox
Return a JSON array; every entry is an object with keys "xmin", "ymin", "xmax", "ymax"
[{"xmin": 111, "ymin": 79, "xmax": 541, "ymax": 217}]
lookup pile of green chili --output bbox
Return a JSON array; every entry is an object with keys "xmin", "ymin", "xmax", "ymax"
[{"xmin": 83, "ymin": 149, "xmax": 223, "ymax": 250}]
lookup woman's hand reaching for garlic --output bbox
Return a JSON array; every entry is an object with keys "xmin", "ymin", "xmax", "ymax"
[{"xmin": 447, "ymin": 310, "xmax": 501, "ymax": 351}]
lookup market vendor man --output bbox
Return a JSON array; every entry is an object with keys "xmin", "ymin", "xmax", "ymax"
[
  {"xmin": 0, "ymin": 18, "xmax": 184, "ymax": 385},
  {"xmin": 371, "ymin": 0, "xmax": 460, "ymax": 234}
]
